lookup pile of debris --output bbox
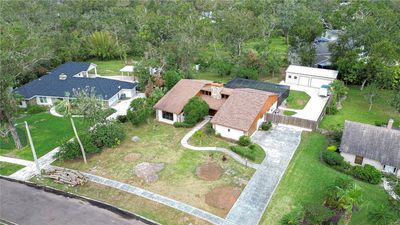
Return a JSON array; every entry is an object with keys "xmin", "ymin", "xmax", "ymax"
[{"xmin": 43, "ymin": 168, "xmax": 87, "ymax": 186}]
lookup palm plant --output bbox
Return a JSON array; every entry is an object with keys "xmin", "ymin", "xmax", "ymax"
[{"xmin": 335, "ymin": 183, "xmax": 363, "ymax": 225}]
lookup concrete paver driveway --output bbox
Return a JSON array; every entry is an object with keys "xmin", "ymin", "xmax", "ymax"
[
  {"xmin": 0, "ymin": 179, "xmax": 153, "ymax": 225},
  {"xmin": 224, "ymin": 125, "xmax": 302, "ymax": 225}
]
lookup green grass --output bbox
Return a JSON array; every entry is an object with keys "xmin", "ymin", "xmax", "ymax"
[
  {"xmin": 31, "ymin": 178, "xmax": 212, "ymax": 225},
  {"xmin": 89, "ymin": 59, "xmax": 127, "ymax": 76},
  {"xmin": 0, "ymin": 162, "xmax": 24, "ymax": 176},
  {"xmin": 283, "ymin": 110, "xmax": 297, "ymax": 116},
  {"xmin": 320, "ymin": 86, "xmax": 400, "ymax": 129},
  {"xmin": 230, "ymin": 144, "xmax": 266, "ymax": 164},
  {"xmin": 0, "ymin": 127, "xmax": 27, "ymax": 149},
  {"xmin": 285, "ymin": 90, "xmax": 310, "ymax": 110},
  {"xmin": 0, "ymin": 113, "xmax": 87, "ymax": 160},
  {"xmin": 261, "ymin": 132, "xmax": 397, "ymax": 225},
  {"xmin": 54, "ymin": 120, "xmax": 255, "ymax": 216}
]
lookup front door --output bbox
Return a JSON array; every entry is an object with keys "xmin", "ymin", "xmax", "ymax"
[{"xmin": 384, "ymin": 165, "xmax": 397, "ymax": 174}]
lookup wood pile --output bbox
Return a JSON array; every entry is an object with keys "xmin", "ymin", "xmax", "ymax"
[{"xmin": 44, "ymin": 168, "xmax": 87, "ymax": 186}]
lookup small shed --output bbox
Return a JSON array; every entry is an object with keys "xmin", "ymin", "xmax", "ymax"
[
  {"xmin": 285, "ymin": 65, "xmax": 338, "ymax": 88},
  {"xmin": 120, "ymin": 65, "xmax": 135, "ymax": 76}
]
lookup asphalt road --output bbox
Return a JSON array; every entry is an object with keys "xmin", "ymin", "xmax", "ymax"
[{"xmin": 0, "ymin": 179, "xmax": 152, "ymax": 225}]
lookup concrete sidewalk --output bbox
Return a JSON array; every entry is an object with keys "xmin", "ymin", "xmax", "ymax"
[{"xmin": 224, "ymin": 125, "xmax": 301, "ymax": 225}]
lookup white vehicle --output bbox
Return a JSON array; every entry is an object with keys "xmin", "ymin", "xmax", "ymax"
[{"xmin": 319, "ymin": 85, "xmax": 330, "ymax": 97}]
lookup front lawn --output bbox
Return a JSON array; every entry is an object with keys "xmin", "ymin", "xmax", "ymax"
[
  {"xmin": 31, "ymin": 178, "xmax": 212, "ymax": 225},
  {"xmin": 0, "ymin": 162, "xmax": 24, "ymax": 176},
  {"xmin": 285, "ymin": 90, "xmax": 310, "ymax": 110},
  {"xmin": 261, "ymin": 132, "xmax": 398, "ymax": 225},
  {"xmin": 320, "ymin": 86, "xmax": 400, "ymax": 129},
  {"xmin": 0, "ymin": 113, "xmax": 87, "ymax": 160},
  {"xmin": 53, "ymin": 120, "xmax": 255, "ymax": 216}
]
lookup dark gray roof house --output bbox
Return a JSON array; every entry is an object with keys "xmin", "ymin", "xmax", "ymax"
[
  {"xmin": 340, "ymin": 120, "xmax": 400, "ymax": 168},
  {"xmin": 15, "ymin": 62, "xmax": 137, "ymax": 106}
]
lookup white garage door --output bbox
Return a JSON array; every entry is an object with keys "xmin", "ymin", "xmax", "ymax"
[
  {"xmin": 310, "ymin": 78, "xmax": 330, "ymax": 88},
  {"xmin": 299, "ymin": 76, "xmax": 309, "ymax": 86}
]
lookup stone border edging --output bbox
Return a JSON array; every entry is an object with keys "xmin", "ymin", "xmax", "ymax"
[{"xmin": 0, "ymin": 176, "xmax": 160, "ymax": 225}]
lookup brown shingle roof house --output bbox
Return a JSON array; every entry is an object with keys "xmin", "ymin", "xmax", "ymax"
[{"xmin": 154, "ymin": 79, "xmax": 278, "ymax": 140}]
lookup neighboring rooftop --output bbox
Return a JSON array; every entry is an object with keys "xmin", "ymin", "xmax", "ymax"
[
  {"xmin": 211, "ymin": 88, "xmax": 277, "ymax": 132},
  {"xmin": 15, "ymin": 62, "xmax": 137, "ymax": 100},
  {"xmin": 286, "ymin": 65, "xmax": 338, "ymax": 79},
  {"xmin": 340, "ymin": 120, "xmax": 400, "ymax": 168},
  {"xmin": 225, "ymin": 78, "xmax": 290, "ymax": 105}
]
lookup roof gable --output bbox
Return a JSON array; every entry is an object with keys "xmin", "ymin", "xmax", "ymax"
[{"xmin": 340, "ymin": 121, "xmax": 400, "ymax": 168}]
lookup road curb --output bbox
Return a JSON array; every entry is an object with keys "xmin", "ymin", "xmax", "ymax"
[{"xmin": 0, "ymin": 176, "xmax": 160, "ymax": 225}]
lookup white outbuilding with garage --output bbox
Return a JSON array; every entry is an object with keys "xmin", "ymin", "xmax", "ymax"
[{"xmin": 285, "ymin": 65, "xmax": 338, "ymax": 88}]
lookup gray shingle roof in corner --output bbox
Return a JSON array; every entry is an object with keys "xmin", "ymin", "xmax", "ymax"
[
  {"xmin": 14, "ymin": 62, "xmax": 137, "ymax": 100},
  {"xmin": 340, "ymin": 120, "xmax": 400, "ymax": 168}
]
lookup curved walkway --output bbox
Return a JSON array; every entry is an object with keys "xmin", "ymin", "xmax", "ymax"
[{"xmin": 180, "ymin": 117, "xmax": 259, "ymax": 170}]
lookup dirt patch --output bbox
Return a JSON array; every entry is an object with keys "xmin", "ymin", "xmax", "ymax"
[
  {"xmin": 124, "ymin": 153, "xmax": 141, "ymax": 162},
  {"xmin": 196, "ymin": 162, "xmax": 224, "ymax": 181},
  {"xmin": 205, "ymin": 186, "xmax": 241, "ymax": 209},
  {"xmin": 134, "ymin": 162, "xmax": 164, "ymax": 183},
  {"xmin": 296, "ymin": 99, "xmax": 305, "ymax": 105}
]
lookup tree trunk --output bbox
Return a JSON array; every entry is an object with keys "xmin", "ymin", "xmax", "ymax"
[
  {"xmin": 70, "ymin": 117, "xmax": 87, "ymax": 164},
  {"xmin": 285, "ymin": 31, "xmax": 289, "ymax": 45},
  {"xmin": 343, "ymin": 212, "xmax": 352, "ymax": 225},
  {"xmin": 369, "ymin": 101, "xmax": 373, "ymax": 111},
  {"xmin": 8, "ymin": 121, "xmax": 22, "ymax": 149},
  {"xmin": 237, "ymin": 42, "xmax": 242, "ymax": 56},
  {"xmin": 360, "ymin": 79, "xmax": 367, "ymax": 90}
]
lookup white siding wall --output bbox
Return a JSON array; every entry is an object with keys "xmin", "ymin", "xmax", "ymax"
[
  {"xmin": 120, "ymin": 88, "xmax": 136, "ymax": 98},
  {"xmin": 285, "ymin": 72, "xmax": 335, "ymax": 88},
  {"xmin": 18, "ymin": 101, "xmax": 27, "ymax": 108},
  {"xmin": 108, "ymin": 94, "xmax": 119, "ymax": 107},
  {"xmin": 36, "ymin": 96, "xmax": 53, "ymax": 106},
  {"xmin": 268, "ymin": 102, "xmax": 278, "ymax": 113},
  {"xmin": 156, "ymin": 110, "xmax": 177, "ymax": 124},
  {"xmin": 213, "ymin": 124, "xmax": 244, "ymax": 141}
]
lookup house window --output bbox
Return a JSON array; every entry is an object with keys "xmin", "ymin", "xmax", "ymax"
[
  {"xmin": 39, "ymin": 97, "xmax": 47, "ymax": 104},
  {"xmin": 288, "ymin": 75, "xmax": 292, "ymax": 78},
  {"xmin": 228, "ymin": 129, "xmax": 230, "ymax": 132},
  {"xmin": 162, "ymin": 111, "xmax": 173, "ymax": 121},
  {"xmin": 354, "ymin": 155, "xmax": 363, "ymax": 165},
  {"xmin": 294, "ymin": 76, "xmax": 298, "ymax": 79}
]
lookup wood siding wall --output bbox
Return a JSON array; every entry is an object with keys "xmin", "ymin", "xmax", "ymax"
[{"xmin": 248, "ymin": 95, "xmax": 279, "ymax": 135}]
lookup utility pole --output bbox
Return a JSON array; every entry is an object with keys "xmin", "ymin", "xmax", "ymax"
[{"xmin": 25, "ymin": 121, "xmax": 40, "ymax": 175}]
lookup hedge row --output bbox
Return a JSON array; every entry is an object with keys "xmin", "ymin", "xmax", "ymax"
[{"xmin": 321, "ymin": 150, "xmax": 381, "ymax": 184}]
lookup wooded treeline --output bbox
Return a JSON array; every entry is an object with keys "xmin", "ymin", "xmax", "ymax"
[{"xmin": 1, "ymin": 0, "xmax": 399, "ymax": 88}]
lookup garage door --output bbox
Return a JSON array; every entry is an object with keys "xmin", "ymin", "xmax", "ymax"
[
  {"xmin": 299, "ymin": 76, "xmax": 309, "ymax": 86},
  {"xmin": 310, "ymin": 78, "xmax": 330, "ymax": 88}
]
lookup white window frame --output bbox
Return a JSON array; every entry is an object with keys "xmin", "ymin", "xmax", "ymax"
[{"xmin": 39, "ymin": 97, "xmax": 48, "ymax": 104}]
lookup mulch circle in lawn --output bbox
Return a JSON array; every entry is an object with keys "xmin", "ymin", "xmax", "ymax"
[
  {"xmin": 124, "ymin": 153, "xmax": 141, "ymax": 162},
  {"xmin": 205, "ymin": 186, "xmax": 241, "ymax": 210},
  {"xmin": 196, "ymin": 162, "xmax": 224, "ymax": 181}
]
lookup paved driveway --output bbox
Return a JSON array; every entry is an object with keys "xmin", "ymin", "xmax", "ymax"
[
  {"xmin": 0, "ymin": 179, "xmax": 153, "ymax": 225},
  {"xmin": 224, "ymin": 125, "xmax": 302, "ymax": 225},
  {"xmin": 279, "ymin": 82, "xmax": 330, "ymax": 121},
  {"xmin": 108, "ymin": 93, "xmax": 145, "ymax": 120}
]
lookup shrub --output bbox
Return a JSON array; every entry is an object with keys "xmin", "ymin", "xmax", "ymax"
[
  {"xmin": 116, "ymin": 115, "xmax": 128, "ymax": 123},
  {"xmin": 90, "ymin": 122, "xmax": 125, "ymax": 148},
  {"xmin": 368, "ymin": 205, "xmax": 397, "ymax": 225},
  {"xmin": 183, "ymin": 97, "xmax": 209, "ymax": 126},
  {"xmin": 173, "ymin": 122, "xmax": 193, "ymax": 128},
  {"xmin": 232, "ymin": 66, "xmax": 259, "ymax": 80},
  {"xmin": 321, "ymin": 150, "xmax": 344, "ymax": 166},
  {"xmin": 193, "ymin": 130, "xmax": 204, "ymax": 138},
  {"xmin": 326, "ymin": 105, "xmax": 338, "ymax": 115},
  {"xmin": 326, "ymin": 145, "xmax": 337, "ymax": 151},
  {"xmin": 27, "ymin": 105, "xmax": 47, "ymax": 114},
  {"xmin": 80, "ymin": 133, "xmax": 101, "ymax": 154},
  {"xmin": 127, "ymin": 98, "xmax": 151, "ymax": 125},
  {"xmin": 212, "ymin": 59, "xmax": 233, "ymax": 77},
  {"xmin": 261, "ymin": 121, "xmax": 272, "ymax": 131},
  {"xmin": 230, "ymin": 145, "xmax": 256, "ymax": 161},
  {"xmin": 205, "ymin": 123, "xmax": 215, "ymax": 135},
  {"xmin": 395, "ymin": 183, "xmax": 400, "ymax": 196},
  {"xmin": 238, "ymin": 135, "xmax": 251, "ymax": 146},
  {"xmin": 280, "ymin": 210, "xmax": 303, "ymax": 225},
  {"xmin": 55, "ymin": 140, "xmax": 81, "ymax": 161},
  {"xmin": 303, "ymin": 203, "xmax": 334, "ymax": 225},
  {"xmin": 351, "ymin": 164, "xmax": 381, "ymax": 184}
]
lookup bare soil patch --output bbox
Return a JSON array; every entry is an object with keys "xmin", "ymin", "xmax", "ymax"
[
  {"xmin": 124, "ymin": 153, "xmax": 141, "ymax": 162},
  {"xmin": 196, "ymin": 162, "xmax": 224, "ymax": 181},
  {"xmin": 134, "ymin": 162, "xmax": 164, "ymax": 183},
  {"xmin": 205, "ymin": 186, "xmax": 241, "ymax": 209}
]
